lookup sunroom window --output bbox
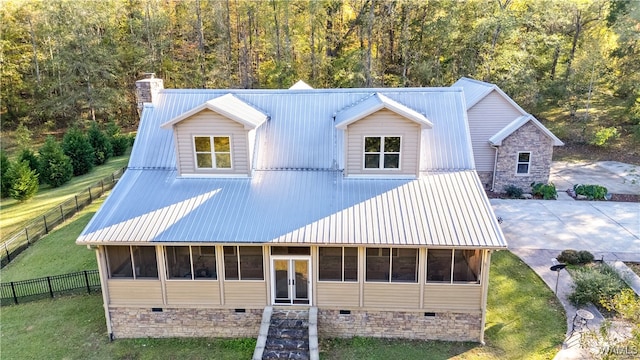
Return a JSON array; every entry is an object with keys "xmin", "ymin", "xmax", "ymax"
[
  {"xmin": 364, "ymin": 136, "xmax": 401, "ymax": 169},
  {"xmin": 223, "ymin": 246, "xmax": 264, "ymax": 280},
  {"xmin": 365, "ymin": 247, "xmax": 417, "ymax": 283},
  {"xmin": 194, "ymin": 136, "xmax": 231, "ymax": 169},
  {"xmin": 165, "ymin": 246, "xmax": 217, "ymax": 280},
  {"xmin": 318, "ymin": 247, "xmax": 358, "ymax": 282},
  {"xmin": 426, "ymin": 249, "xmax": 482, "ymax": 284},
  {"xmin": 107, "ymin": 245, "xmax": 158, "ymax": 279}
]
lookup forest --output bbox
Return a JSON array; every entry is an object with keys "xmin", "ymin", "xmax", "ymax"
[{"xmin": 1, "ymin": 0, "xmax": 639, "ymax": 160}]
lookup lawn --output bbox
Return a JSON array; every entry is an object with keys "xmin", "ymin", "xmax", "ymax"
[{"xmin": 0, "ymin": 153, "xmax": 129, "ymax": 240}]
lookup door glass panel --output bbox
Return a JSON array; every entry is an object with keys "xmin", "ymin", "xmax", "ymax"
[
  {"xmin": 274, "ymin": 259, "xmax": 290, "ymax": 303},
  {"xmin": 294, "ymin": 260, "xmax": 308, "ymax": 302}
]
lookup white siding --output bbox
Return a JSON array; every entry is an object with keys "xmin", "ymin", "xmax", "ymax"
[
  {"xmin": 467, "ymin": 91, "xmax": 523, "ymax": 172},
  {"xmin": 174, "ymin": 109, "xmax": 250, "ymax": 175},
  {"xmin": 345, "ymin": 109, "xmax": 420, "ymax": 177}
]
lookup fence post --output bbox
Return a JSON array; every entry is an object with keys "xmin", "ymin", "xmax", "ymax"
[
  {"xmin": 47, "ymin": 277, "xmax": 54, "ymax": 298},
  {"xmin": 25, "ymin": 228, "xmax": 29, "ymax": 244},
  {"xmin": 43, "ymin": 215, "xmax": 48, "ymax": 234},
  {"xmin": 75, "ymin": 195, "xmax": 79, "ymax": 211},
  {"xmin": 11, "ymin": 282, "xmax": 18, "ymax": 305},
  {"xmin": 101, "ymin": 180, "xmax": 104, "ymax": 195},
  {"xmin": 5, "ymin": 243, "xmax": 10, "ymax": 263},
  {"xmin": 84, "ymin": 270, "xmax": 91, "ymax": 294},
  {"xmin": 88, "ymin": 187, "xmax": 92, "ymax": 201},
  {"xmin": 60, "ymin": 205, "xmax": 64, "ymax": 221}
]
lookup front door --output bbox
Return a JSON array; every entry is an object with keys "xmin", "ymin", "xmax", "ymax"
[{"xmin": 271, "ymin": 257, "xmax": 311, "ymax": 305}]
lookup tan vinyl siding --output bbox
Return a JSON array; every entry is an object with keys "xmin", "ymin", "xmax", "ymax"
[
  {"xmin": 363, "ymin": 283, "xmax": 420, "ymax": 308},
  {"xmin": 423, "ymin": 284, "xmax": 482, "ymax": 311},
  {"xmin": 174, "ymin": 109, "xmax": 250, "ymax": 175},
  {"xmin": 223, "ymin": 281, "xmax": 267, "ymax": 306},
  {"xmin": 316, "ymin": 283, "xmax": 360, "ymax": 307},
  {"xmin": 345, "ymin": 109, "xmax": 420, "ymax": 176},
  {"xmin": 165, "ymin": 281, "xmax": 221, "ymax": 305},
  {"xmin": 467, "ymin": 91, "xmax": 523, "ymax": 171},
  {"xmin": 108, "ymin": 280, "xmax": 163, "ymax": 305}
]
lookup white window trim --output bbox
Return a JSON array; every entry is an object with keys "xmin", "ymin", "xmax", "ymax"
[
  {"xmin": 515, "ymin": 151, "xmax": 532, "ymax": 175},
  {"xmin": 193, "ymin": 135, "xmax": 233, "ymax": 170},
  {"xmin": 362, "ymin": 135, "xmax": 402, "ymax": 171}
]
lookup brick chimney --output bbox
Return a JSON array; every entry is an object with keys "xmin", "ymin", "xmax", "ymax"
[{"xmin": 135, "ymin": 73, "xmax": 164, "ymax": 114}]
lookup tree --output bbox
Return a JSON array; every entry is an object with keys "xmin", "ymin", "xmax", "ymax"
[
  {"xmin": 88, "ymin": 122, "xmax": 113, "ymax": 165},
  {"xmin": 17, "ymin": 148, "xmax": 40, "ymax": 176},
  {"xmin": 7, "ymin": 160, "xmax": 39, "ymax": 201},
  {"xmin": 106, "ymin": 121, "xmax": 130, "ymax": 156},
  {"xmin": 63, "ymin": 126, "xmax": 94, "ymax": 176},
  {"xmin": 0, "ymin": 150, "xmax": 12, "ymax": 198},
  {"xmin": 38, "ymin": 136, "xmax": 73, "ymax": 187}
]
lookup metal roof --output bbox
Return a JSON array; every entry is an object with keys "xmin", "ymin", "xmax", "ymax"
[
  {"xmin": 489, "ymin": 115, "xmax": 565, "ymax": 146},
  {"xmin": 334, "ymin": 93, "xmax": 433, "ymax": 129},
  {"xmin": 452, "ymin": 77, "xmax": 526, "ymax": 114},
  {"xmin": 77, "ymin": 169, "xmax": 506, "ymax": 248}
]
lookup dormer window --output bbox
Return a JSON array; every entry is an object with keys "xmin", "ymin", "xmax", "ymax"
[
  {"xmin": 364, "ymin": 136, "xmax": 401, "ymax": 169},
  {"xmin": 194, "ymin": 136, "xmax": 232, "ymax": 169}
]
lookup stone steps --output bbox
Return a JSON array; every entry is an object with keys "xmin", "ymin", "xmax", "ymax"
[{"xmin": 262, "ymin": 309, "xmax": 310, "ymax": 360}]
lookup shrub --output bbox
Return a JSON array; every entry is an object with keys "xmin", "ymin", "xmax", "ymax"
[
  {"xmin": 38, "ymin": 136, "xmax": 74, "ymax": 187},
  {"xmin": 88, "ymin": 122, "xmax": 113, "ymax": 165},
  {"xmin": 18, "ymin": 148, "xmax": 41, "ymax": 176},
  {"xmin": 7, "ymin": 160, "xmax": 39, "ymax": 201},
  {"xmin": 504, "ymin": 184, "xmax": 524, "ymax": 198},
  {"xmin": 0, "ymin": 150, "xmax": 11, "ymax": 198},
  {"xmin": 63, "ymin": 126, "xmax": 94, "ymax": 176},
  {"xmin": 557, "ymin": 249, "xmax": 594, "ymax": 265},
  {"xmin": 569, "ymin": 263, "xmax": 626, "ymax": 307},
  {"xmin": 531, "ymin": 182, "xmax": 557, "ymax": 200},
  {"xmin": 589, "ymin": 126, "xmax": 619, "ymax": 147},
  {"xmin": 577, "ymin": 250, "xmax": 595, "ymax": 264},
  {"xmin": 573, "ymin": 184, "xmax": 608, "ymax": 200}
]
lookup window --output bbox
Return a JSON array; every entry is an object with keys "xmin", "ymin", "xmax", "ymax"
[
  {"xmin": 426, "ymin": 249, "xmax": 482, "ymax": 284},
  {"xmin": 194, "ymin": 136, "xmax": 231, "ymax": 169},
  {"xmin": 364, "ymin": 136, "xmax": 401, "ymax": 169},
  {"xmin": 516, "ymin": 152, "xmax": 531, "ymax": 174},
  {"xmin": 365, "ymin": 247, "xmax": 417, "ymax": 283},
  {"xmin": 224, "ymin": 246, "xmax": 264, "ymax": 280},
  {"xmin": 165, "ymin": 246, "xmax": 217, "ymax": 280},
  {"xmin": 318, "ymin": 247, "xmax": 358, "ymax": 282},
  {"xmin": 106, "ymin": 246, "xmax": 158, "ymax": 279}
]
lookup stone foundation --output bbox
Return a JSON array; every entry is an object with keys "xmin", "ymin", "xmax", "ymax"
[
  {"xmin": 317, "ymin": 309, "xmax": 482, "ymax": 342},
  {"xmin": 476, "ymin": 171, "xmax": 493, "ymax": 190},
  {"xmin": 109, "ymin": 307, "xmax": 262, "ymax": 339}
]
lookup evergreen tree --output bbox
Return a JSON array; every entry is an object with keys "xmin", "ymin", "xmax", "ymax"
[
  {"xmin": 88, "ymin": 122, "xmax": 113, "ymax": 165},
  {"xmin": 106, "ymin": 121, "xmax": 130, "ymax": 156},
  {"xmin": 18, "ymin": 148, "xmax": 40, "ymax": 176},
  {"xmin": 38, "ymin": 136, "xmax": 73, "ymax": 187},
  {"xmin": 0, "ymin": 150, "xmax": 12, "ymax": 198},
  {"xmin": 62, "ymin": 126, "xmax": 94, "ymax": 176},
  {"xmin": 7, "ymin": 160, "xmax": 39, "ymax": 201}
]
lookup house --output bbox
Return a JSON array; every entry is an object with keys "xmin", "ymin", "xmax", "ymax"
[
  {"xmin": 452, "ymin": 77, "xmax": 564, "ymax": 192},
  {"xmin": 76, "ymin": 77, "xmax": 507, "ymax": 343}
]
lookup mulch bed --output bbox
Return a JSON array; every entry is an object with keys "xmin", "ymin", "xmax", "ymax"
[{"xmin": 485, "ymin": 191, "xmax": 640, "ymax": 203}]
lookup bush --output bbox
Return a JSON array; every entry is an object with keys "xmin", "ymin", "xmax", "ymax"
[
  {"xmin": 7, "ymin": 160, "xmax": 39, "ymax": 201},
  {"xmin": 504, "ymin": 184, "xmax": 524, "ymax": 198},
  {"xmin": 88, "ymin": 122, "xmax": 113, "ymax": 165},
  {"xmin": 577, "ymin": 250, "xmax": 595, "ymax": 264},
  {"xmin": 63, "ymin": 126, "xmax": 94, "ymax": 176},
  {"xmin": 531, "ymin": 182, "xmax": 557, "ymax": 200},
  {"xmin": 0, "ymin": 150, "xmax": 11, "ymax": 198},
  {"xmin": 589, "ymin": 126, "xmax": 619, "ymax": 147},
  {"xmin": 105, "ymin": 121, "xmax": 132, "ymax": 156},
  {"xmin": 573, "ymin": 184, "xmax": 608, "ymax": 200},
  {"xmin": 38, "ymin": 136, "xmax": 74, "ymax": 187},
  {"xmin": 569, "ymin": 263, "xmax": 626, "ymax": 307},
  {"xmin": 18, "ymin": 148, "xmax": 41, "ymax": 176},
  {"xmin": 557, "ymin": 249, "xmax": 594, "ymax": 265}
]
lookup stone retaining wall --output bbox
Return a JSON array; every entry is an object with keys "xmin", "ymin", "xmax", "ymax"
[
  {"xmin": 317, "ymin": 309, "xmax": 482, "ymax": 342},
  {"xmin": 109, "ymin": 307, "xmax": 262, "ymax": 339}
]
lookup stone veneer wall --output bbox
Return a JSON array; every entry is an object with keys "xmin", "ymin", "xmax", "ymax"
[
  {"xmin": 109, "ymin": 307, "xmax": 262, "ymax": 339},
  {"xmin": 493, "ymin": 121, "xmax": 554, "ymax": 192},
  {"xmin": 317, "ymin": 310, "xmax": 482, "ymax": 342},
  {"xmin": 476, "ymin": 171, "xmax": 493, "ymax": 190}
]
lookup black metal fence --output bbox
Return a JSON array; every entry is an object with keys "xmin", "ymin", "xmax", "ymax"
[
  {"xmin": 1, "ymin": 167, "xmax": 126, "ymax": 268},
  {"xmin": 1, "ymin": 270, "xmax": 101, "ymax": 306}
]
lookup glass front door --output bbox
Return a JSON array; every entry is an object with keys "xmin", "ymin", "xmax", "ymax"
[{"xmin": 272, "ymin": 257, "xmax": 311, "ymax": 305}]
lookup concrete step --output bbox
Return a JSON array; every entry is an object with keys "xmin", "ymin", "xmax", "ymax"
[{"xmin": 262, "ymin": 349, "xmax": 310, "ymax": 360}]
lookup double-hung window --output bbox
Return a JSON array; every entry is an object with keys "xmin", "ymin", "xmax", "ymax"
[
  {"xmin": 194, "ymin": 136, "xmax": 231, "ymax": 169},
  {"xmin": 364, "ymin": 136, "xmax": 401, "ymax": 169},
  {"xmin": 516, "ymin": 151, "xmax": 531, "ymax": 174}
]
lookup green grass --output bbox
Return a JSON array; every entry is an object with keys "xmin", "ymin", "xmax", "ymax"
[
  {"xmin": 0, "ymin": 294, "xmax": 256, "ymax": 360},
  {"xmin": 0, "ymin": 197, "xmax": 103, "ymax": 281},
  {"xmin": 0, "ymin": 154, "xmax": 129, "ymax": 240}
]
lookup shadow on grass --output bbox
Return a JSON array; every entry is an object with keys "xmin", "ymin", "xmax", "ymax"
[{"xmin": 320, "ymin": 337, "xmax": 478, "ymax": 360}]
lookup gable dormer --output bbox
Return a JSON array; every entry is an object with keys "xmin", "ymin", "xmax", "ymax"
[
  {"xmin": 335, "ymin": 93, "xmax": 432, "ymax": 178},
  {"xmin": 161, "ymin": 94, "xmax": 268, "ymax": 177}
]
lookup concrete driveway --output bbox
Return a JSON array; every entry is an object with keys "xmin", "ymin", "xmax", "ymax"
[
  {"xmin": 550, "ymin": 161, "xmax": 640, "ymax": 195},
  {"xmin": 491, "ymin": 199, "xmax": 640, "ymax": 262}
]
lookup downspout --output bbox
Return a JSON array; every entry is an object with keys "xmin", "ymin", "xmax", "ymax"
[{"xmin": 490, "ymin": 145, "xmax": 499, "ymax": 192}]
